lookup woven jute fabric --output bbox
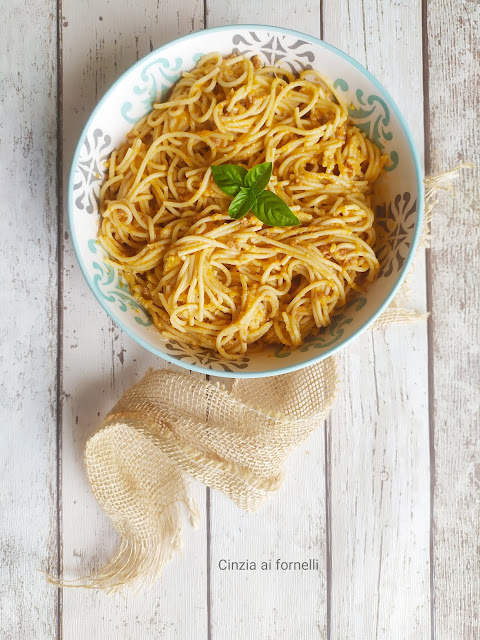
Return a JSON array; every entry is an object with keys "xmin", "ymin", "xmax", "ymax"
[{"xmin": 47, "ymin": 167, "xmax": 468, "ymax": 592}]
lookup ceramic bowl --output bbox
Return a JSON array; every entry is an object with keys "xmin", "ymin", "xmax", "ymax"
[{"xmin": 69, "ymin": 25, "xmax": 423, "ymax": 377}]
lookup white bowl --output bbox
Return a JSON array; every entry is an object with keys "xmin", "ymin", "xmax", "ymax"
[{"xmin": 69, "ymin": 25, "xmax": 423, "ymax": 377}]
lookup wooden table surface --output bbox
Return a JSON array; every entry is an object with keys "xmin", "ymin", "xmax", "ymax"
[{"xmin": 2, "ymin": 1, "xmax": 479, "ymax": 638}]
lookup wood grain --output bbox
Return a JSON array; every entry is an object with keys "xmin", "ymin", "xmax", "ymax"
[
  {"xmin": 323, "ymin": 1, "xmax": 431, "ymax": 638},
  {"xmin": 425, "ymin": 1, "xmax": 480, "ymax": 637},
  {"xmin": 4, "ymin": 1, "xmax": 479, "ymax": 638},
  {"xmin": 60, "ymin": 2, "xmax": 207, "ymax": 638},
  {"xmin": 205, "ymin": 3, "xmax": 329, "ymax": 638},
  {"xmin": 0, "ymin": 3, "xmax": 59, "ymax": 639},
  {"xmin": 205, "ymin": 0, "xmax": 321, "ymax": 32}
]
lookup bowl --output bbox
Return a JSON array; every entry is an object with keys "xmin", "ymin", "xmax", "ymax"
[{"xmin": 69, "ymin": 24, "xmax": 423, "ymax": 377}]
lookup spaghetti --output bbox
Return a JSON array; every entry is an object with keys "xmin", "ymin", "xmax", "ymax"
[{"xmin": 98, "ymin": 53, "xmax": 387, "ymax": 358}]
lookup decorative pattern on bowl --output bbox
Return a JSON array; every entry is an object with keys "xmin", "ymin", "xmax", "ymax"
[{"xmin": 69, "ymin": 26, "xmax": 423, "ymax": 377}]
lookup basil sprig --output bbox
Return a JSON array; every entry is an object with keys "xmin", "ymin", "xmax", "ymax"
[{"xmin": 210, "ymin": 162, "xmax": 300, "ymax": 227}]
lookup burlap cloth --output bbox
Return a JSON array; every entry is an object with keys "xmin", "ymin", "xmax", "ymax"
[{"xmin": 47, "ymin": 166, "xmax": 468, "ymax": 592}]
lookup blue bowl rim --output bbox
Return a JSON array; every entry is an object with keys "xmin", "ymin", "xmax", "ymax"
[{"xmin": 68, "ymin": 23, "xmax": 425, "ymax": 379}]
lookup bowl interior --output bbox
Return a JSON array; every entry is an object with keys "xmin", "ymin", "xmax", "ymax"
[{"xmin": 69, "ymin": 26, "xmax": 422, "ymax": 377}]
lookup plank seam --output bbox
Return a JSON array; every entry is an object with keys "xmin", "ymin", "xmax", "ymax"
[
  {"xmin": 320, "ymin": 0, "xmax": 324, "ymax": 39},
  {"xmin": 56, "ymin": 0, "xmax": 64, "ymax": 637},
  {"xmin": 324, "ymin": 420, "xmax": 332, "ymax": 640},
  {"xmin": 421, "ymin": 0, "xmax": 435, "ymax": 638},
  {"xmin": 361, "ymin": 1, "xmax": 368, "ymax": 65},
  {"xmin": 206, "ymin": 487, "xmax": 212, "ymax": 640}
]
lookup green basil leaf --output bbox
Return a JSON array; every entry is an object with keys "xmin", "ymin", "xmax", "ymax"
[
  {"xmin": 244, "ymin": 162, "xmax": 273, "ymax": 195},
  {"xmin": 252, "ymin": 191, "xmax": 300, "ymax": 227},
  {"xmin": 211, "ymin": 164, "xmax": 248, "ymax": 196},
  {"xmin": 228, "ymin": 187, "xmax": 258, "ymax": 220}
]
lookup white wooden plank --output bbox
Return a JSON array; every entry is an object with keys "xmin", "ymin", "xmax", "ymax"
[
  {"xmin": 426, "ymin": 1, "xmax": 480, "ymax": 637},
  {"xmin": 207, "ymin": 442, "xmax": 328, "ymax": 639},
  {"xmin": 205, "ymin": 0, "xmax": 320, "ymax": 32},
  {"xmin": 0, "ymin": 3, "xmax": 58, "ymax": 639},
  {"xmin": 205, "ymin": 3, "xmax": 328, "ymax": 637},
  {"xmin": 60, "ymin": 2, "xmax": 207, "ymax": 637},
  {"xmin": 323, "ymin": 1, "xmax": 431, "ymax": 638}
]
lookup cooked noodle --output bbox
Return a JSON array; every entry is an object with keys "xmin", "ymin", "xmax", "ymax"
[{"xmin": 98, "ymin": 53, "xmax": 387, "ymax": 358}]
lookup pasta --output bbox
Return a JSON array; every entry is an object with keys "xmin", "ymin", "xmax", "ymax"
[{"xmin": 98, "ymin": 53, "xmax": 387, "ymax": 359}]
